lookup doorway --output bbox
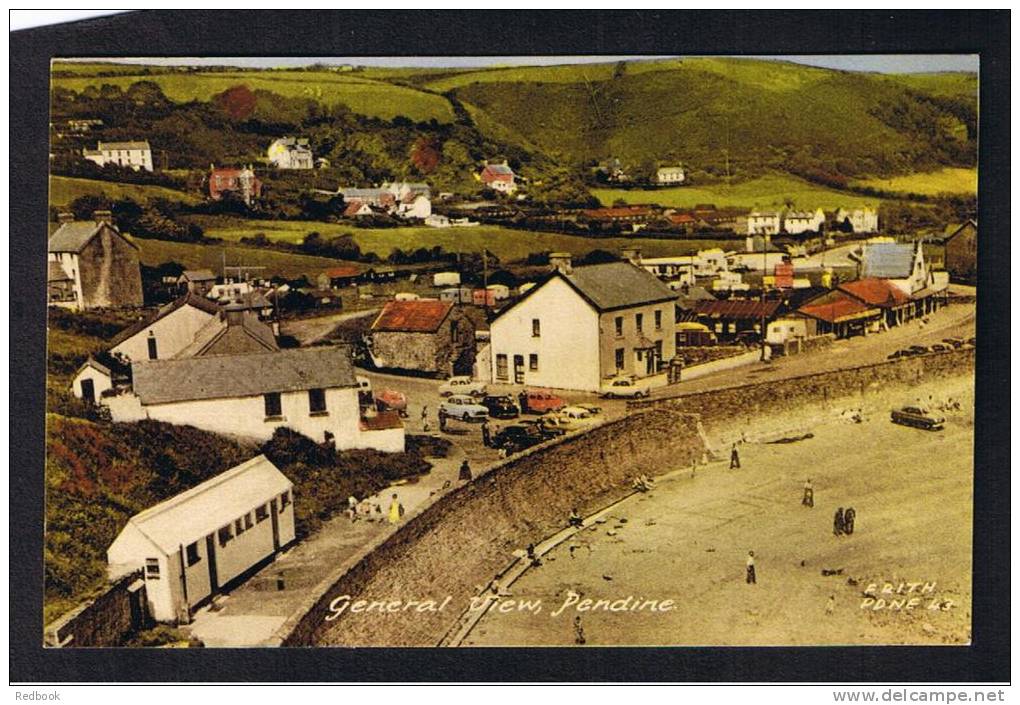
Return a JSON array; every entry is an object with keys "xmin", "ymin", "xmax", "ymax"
[{"xmin": 513, "ymin": 355, "xmax": 525, "ymax": 384}]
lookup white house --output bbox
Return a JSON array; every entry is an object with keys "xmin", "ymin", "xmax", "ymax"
[
  {"xmin": 108, "ymin": 292, "xmax": 222, "ymax": 362},
  {"xmin": 267, "ymin": 137, "xmax": 313, "ymax": 169},
  {"xmin": 107, "ymin": 455, "xmax": 295, "ymax": 623},
  {"xmin": 836, "ymin": 207, "xmax": 879, "ymax": 234},
  {"xmin": 103, "ymin": 346, "xmax": 404, "ymax": 452},
  {"xmin": 489, "ymin": 258, "xmax": 678, "ymax": 392},
  {"xmin": 747, "ymin": 211, "xmax": 781, "ymax": 235},
  {"xmin": 861, "ymin": 242, "xmax": 947, "ymax": 298},
  {"xmin": 396, "ymin": 194, "xmax": 432, "ymax": 220},
  {"xmin": 480, "ymin": 163, "xmax": 517, "ymax": 194},
  {"xmin": 82, "ymin": 141, "xmax": 154, "ymax": 172},
  {"xmin": 655, "ymin": 165, "xmax": 686, "ymax": 185},
  {"xmin": 782, "ymin": 208, "xmax": 826, "ymax": 235}
]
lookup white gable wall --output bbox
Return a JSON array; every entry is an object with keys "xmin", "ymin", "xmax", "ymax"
[
  {"xmin": 71, "ymin": 364, "xmax": 113, "ymax": 401},
  {"xmin": 111, "ymin": 304, "xmax": 217, "ymax": 361}
]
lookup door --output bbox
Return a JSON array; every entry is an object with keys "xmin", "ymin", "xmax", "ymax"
[
  {"xmin": 270, "ymin": 499, "xmax": 281, "ymax": 552},
  {"xmin": 205, "ymin": 534, "xmax": 219, "ymax": 592},
  {"xmin": 80, "ymin": 378, "xmax": 95, "ymax": 404},
  {"xmin": 513, "ymin": 355, "xmax": 525, "ymax": 384}
]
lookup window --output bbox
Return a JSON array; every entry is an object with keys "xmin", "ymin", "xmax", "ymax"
[
  {"xmin": 495, "ymin": 354, "xmax": 508, "ymax": 381},
  {"xmin": 147, "ymin": 334, "xmax": 158, "ymax": 360},
  {"xmin": 309, "ymin": 388, "xmax": 327, "ymax": 415},
  {"xmin": 615, "ymin": 348, "xmax": 625, "ymax": 371},
  {"xmin": 654, "ymin": 340, "xmax": 663, "ymax": 359},
  {"xmin": 280, "ymin": 490, "xmax": 291, "ymax": 510},
  {"xmin": 264, "ymin": 392, "xmax": 282, "ymax": 419},
  {"xmin": 654, "ymin": 310, "xmax": 662, "ymax": 330},
  {"xmin": 255, "ymin": 504, "xmax": 269, "ymax": 523},
  {"xmin": 615, "ymin": 317, "xmax": 624, "ymax": 337},
  {"xmin": 235, "ymin": 517, "xmax": 246, "ymax": 535},
  {"xmin": 145, "ymin": 558, "xmax": 160, "ymax": 579},
  {"xmin": 218, "ymin": 525, "xmax": 233, "ymax": 547},
  {"xmin": 636, "ymin": 313, "xmax": 644, "ymax": 332},
  {"xmin": 185, "ymin": 542, "xmax": 200, "ymax": 567},
  {"xmin": 532, "ymin": 319, "xmax": 541, "ymax": 337},
  {"xmin": 529, "ymin": 354, "xmax": 539, "ymax": 372}
]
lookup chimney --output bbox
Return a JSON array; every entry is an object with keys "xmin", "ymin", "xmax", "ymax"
[
  {"xmin": 622, "ymin": 247, "xmax": 643, "ymax": 267},
  {"xmin": 93, "ymin": 210, "xmax": 113, "ymax": 225},
  {"xmin": 57, "ymin": 212, "xmax": 74, "ymax": 224},
  {"xmin": 549, "ymin": 252, "xmax": 572, "ymax": 275}
]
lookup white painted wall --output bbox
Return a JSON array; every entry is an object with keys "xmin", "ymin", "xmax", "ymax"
[
  {"xmin": 111, "ymin": 305, "xmax": 216, "ymax": 361},
  {"xmin": 71, "ymin": 364, "xmax": 113, "ymax": 401},
  {"xmin": 490, "ymin": 277, "xmax": 601, "ymax": 392}
]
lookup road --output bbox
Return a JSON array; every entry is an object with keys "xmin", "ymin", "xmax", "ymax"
[
  {"xmin": 279, "ymin": 307, "xmax": 379, "ymax": 346},
  {"xmin": 464, "ymin": 373, "xmax": 974, "ymax": 646}
]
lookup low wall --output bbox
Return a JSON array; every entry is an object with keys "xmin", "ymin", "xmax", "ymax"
[
  {"xmin": 681, "ymin": 348, "xmax": 761, "ymax": 381},
  {"xmin": 44, "ymin": 571, "xmax": 147, "ymax": 647},
  {"xmin": 776, "ymin": 334, "xmax": 835, "ymax": 357},
  {"xmin": 281, "ymin": 407, "xmax": 708, "ymax": 646},
  {"xmin": 631, "ymin": 347, "xmax": 975, "ymax": 427}
]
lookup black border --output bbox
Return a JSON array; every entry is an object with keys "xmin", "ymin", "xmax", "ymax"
[{"xmin": 10, "ymin": 10, "xmax": 1010, "ymax": 683}]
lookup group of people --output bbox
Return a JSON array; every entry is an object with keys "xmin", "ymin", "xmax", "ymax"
[
  {"xmin": 632, "ymin": 474, "xmax": 656, "ymax": 492},
  {"xmin": 834, "ymin": 506, "xmax": 856, "ymax": 536}
]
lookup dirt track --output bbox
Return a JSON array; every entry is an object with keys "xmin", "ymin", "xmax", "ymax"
[{"xmin": 465, "ymin": 374, "xmax": 974, "ymax": 646}]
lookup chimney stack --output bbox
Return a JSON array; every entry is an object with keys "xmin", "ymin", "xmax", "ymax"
[
  {"xmin": 622, "ymin": 247, "xmax": 643, "ymax": 267},
  {"xmin": 93, "ymin": 210, "xmax": 113, "ymax": 225},
  {"xmin": 57, "ymin": 212, "xmax": 74, "ymax": 224},
  {"xmin": 549, "ymin": 252, "xmax": 572, "ymax": 275}
]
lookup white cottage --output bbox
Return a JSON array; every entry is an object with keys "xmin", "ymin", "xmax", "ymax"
[
  {"xmin": 267, "ymin": 137, "xmax": 313, "ymax": 169},
  {"xmin": 489, "ymin": 259, "xmax": 678, "ymax": 392},
  {"xmin": 836, "ymin": 207, "xmax": 879, "ymax": 234},
  {"xmin": 107, "ymin": 455, "xmax": 295, "ymax": 623},
  {"xmin": 747, "ymin": 211, "xmax": 781, "ymax": 236},
  {"xmin": 655, "ymin": 165, "xmax": 686, "ymax": 185},
  {"xmin": 108, "ymin": 292, "xmax": 221, "ymax": 362},
  {"xmin": 82, "ymin": 141, "xmax": 154, "ymax": 172},
  {"xmin": 782, "ymin": 208, "xmax": 826, "ymax": 235}
]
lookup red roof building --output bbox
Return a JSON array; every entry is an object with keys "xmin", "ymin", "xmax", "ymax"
[
  {"xmin": 371, "ymin": 300, "xmax": 454, "ymax": 333},
  {"xmin": 368, "ymin": 300, "xmax": 476, "ymax": 376},
  {"xmin": 209, "ymin": 166, "xmax": 262, "ymax": 204},
  {"xmin": 837, "ymin": 278, "xmax": 911, "ymax": 308},
  {"xmin": 797, "ymin": 289, "xmax": 881, "ymax": 338}
]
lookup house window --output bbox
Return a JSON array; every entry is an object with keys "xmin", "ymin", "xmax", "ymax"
[
  {"xmin": 615, "ymin": 317, "xmax": 624, "ymax": 337},
  {"xmin": 532, "ymin": 319, "xmax": 541, "ymax": 337},
  {"xmin": 280, "ymin": 490, "xmax": 291, "ymax": 510},
  {"xmin": 495, "ymin": 354, "xmax": 509, "ymax": 381},
  {"xmin": 185, "ymin": 542, "xmax": 200, "ymax": 567},
  {"xmin": 654, "ymin": 310, "xmax": 662, "ymax": 330},
  {"xmin": 218, "ymin": 525, "xmax": 233, "ymax": 547},
  {"xmin": 264, "ymin": 392, "xmax": 282, "ymax": 419},
  {"xmin": 636, "ymin": 313, "xmax": 644, "ymax": 332},
  {"xmin": 615, "ymin": 348, "xmax": 625, "ymax": 371},
  {"xmin": 654, "ymin": 340, "xmax": 663, "ymax": 359},
  {"xmin": 147, "ymin": 334, "xmax": 158, "ymax": 360},
  {"xmin": 145, "ymin": 558, "xmax": 160, "ymax": 579},
  {"xmin": 255, "ymin": 504, "xmax": 269, "ymax": 523},
  {"xmin": 235, "ymin": 517, "xmax": 246, "ymax": 535},
  {"xmin": 529, "ymin": 354, "xmax": 539, "ymax": 372},
  {"xmin": 309, "ymin": 388, "xmax": 327, "ymax": 415}
]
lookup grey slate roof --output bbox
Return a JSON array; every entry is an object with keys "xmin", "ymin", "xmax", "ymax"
[
  {"xmin": 561, "ymin": 262, "xmax": 677, "ymax": 311},
  {"xmin": 48, "ymin": 221, "xmax": 138, "ymax": 254},
  {"xmin": 179, "ymin": 269, "xmax": 217, "ymax": 282},
  {"xmin": 132, "ymin": 345, "xmax": 357, "ymax": 405},
  {"xmin": 176, "ymin": 312, "xmax": 279, "ymax": 358},
  {"xmin": 863, "ymin": 243, "xmax": 915, "ymax": 279},
  {"xmin": 47, "ymin": 261, "xmax": 71, "ymax": 282}
]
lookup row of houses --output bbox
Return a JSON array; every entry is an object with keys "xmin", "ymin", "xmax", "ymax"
[{"xmin": 747, "ymin": 207, "xmax": 879, "ymax": 235}]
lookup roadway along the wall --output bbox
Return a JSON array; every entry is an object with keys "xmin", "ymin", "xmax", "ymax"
[{"xmin": 280, "ymin": 407, "xmax": 708, "ymax": 647}]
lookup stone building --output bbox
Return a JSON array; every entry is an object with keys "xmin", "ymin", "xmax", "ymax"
[
  {"xmin": 368, "ymin": 300, "xmax": 477, "ymax": 377},
  {"xmin": 47, "ymin": 212, "xmax": 143, "ymax": 310}
]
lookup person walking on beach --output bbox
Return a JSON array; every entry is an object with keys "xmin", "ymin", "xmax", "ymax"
[
  {"xmin": 388, "ymin": 493, "xmax": 404, "ymax": 524},
  {"xmin": 421, "ymin": 405, "xmax": 431, "ymax": 433},
  {"xmin": 833, "ymin": 507, "xmax": 845, "ymax": 536},
  {"xmin": 459, "ymin": 459, "xmax": 473, "ymax": 482},
  {"xmin": 802, "ymin": 479, "xmax": 814, "ymax": 508},
  {"xmin": 843, "ymin": 507, "xmax": 856, "ymax": 535},
  {"xmin": 481, "ymin": 420, "xmax": 491, "ymax": 447},
  {"xmin": 730, "ymin": 443, "xmax": 741, "ymax": 469},
  {"xmin": 746, "ymin": 551, "xmax": 757, "ymax": 584}
]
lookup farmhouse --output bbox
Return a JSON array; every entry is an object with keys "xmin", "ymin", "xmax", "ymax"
[
  {"xmin": 655, "ymin": 165, "xmax": 686, "ymax": 185},
  {"xmin": 104, "ymin": 346, "xmax": 403, "ymax": 452},
  {"xmin": 267, "ymin": 137, "xmax": 314, "ymax": 169},
  {"xmin": 480, "ymin": 163, "xmax": 517, "ymax": 194},
  {"xmin": 368, "ymin": 300, "xmax": 477, "ymax": 377},
  {"xmin": 48, "ymin": 212, "xmax": 143, "ymax": 310},
  {"xmin": 107, "ymin": 455, "xmax": 295, "ymax": 623},
  {"xmin": 209, "ymin": 165, "xmax": 262, "ymax": 206},
  {"xmin": 82, "ymin": 140, "xmax": 153, "ymax": 172},
  {"xmin": 489, "ymin": 257, "xmax": 678, "ymax": 392}
]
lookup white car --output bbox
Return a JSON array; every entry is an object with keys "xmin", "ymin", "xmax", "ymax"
[
  {"xmin": 600, "ymin": 377, "xmax": 650, "ymax": 399},
  {"xmin": 439, "ymin": 376, "xmax": 487, "ymax": 397},
  {"xmin": 439, "ymin": 394, "xmax": 489, "ymax": 422}
]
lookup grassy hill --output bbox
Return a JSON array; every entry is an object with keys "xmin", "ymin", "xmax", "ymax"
[
  {"xmin": 851, "ymin": 167, "xmax": 977, "ymax": 197},
  {"xmin": 49, "ymin": 175, "xmax": 201, "ymax": 207}
]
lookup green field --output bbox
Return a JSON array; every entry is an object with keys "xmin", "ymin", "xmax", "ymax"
[
  {"xmin": 852, "ymin": 167, "xmax": 977, "ymax": 196},
  {"xmin": 51, "ymin": 70, "xmax": 454, "ymax": 123},
  {"xmin": 593, "ymin": 174, "xmax": 882, "ymax": 211},
  {"xmin": 198, "ymin": 218, "xmax": 734, "ymax": 261},
  {"xmin": 49, "ymin": 175, "xmax": 201, "ymax": 207}
]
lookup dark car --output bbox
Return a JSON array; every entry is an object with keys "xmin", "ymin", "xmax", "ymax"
[
  {"xmin": 493, "ymin": 424, "xmax": 545, "ymax": 453},
  {"xmin": 481, "ymin": 394, "xmax": 520, "ymax": 419},
  {"xmin": 891, "ymin": 406, "xmax": 945, "ymax": 431},
  {"xmin": 521, "ymin": 418, "xmax": 568, "ymax": 439}
]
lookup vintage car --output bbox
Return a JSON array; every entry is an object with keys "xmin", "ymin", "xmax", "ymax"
[
  {"xmin": 518, "ymin": 389, "xmax": 566, "ymax": 414},
  {"xmin": 520, "ymin": 418, "xmax": 567, "ymax": 439},
  {"xmin": 599, "ymin": 376, "xmax": 651, "ymax": 399},
  {"xmin": 439, "ymin": 394, "xmax": 489, "ymax": 422},
  {"xmin": 374, "ymin": 389, "xmax": 408, "ymax": 416},
  {"xmin": 439, "ymin": 375, "xmax": 487, "ymax": 398},
  {"xmin": 890, "ymin": 406, "xmax": 946, "ymax": 431},
  {"xmin": 557, "ymin": 406, "xmax": 599, "ymax": 429},
  {"xmin": 492, "ymin": 424, "xmax": 545, "ymax": 453},
  {"xmin": 480, "ymin": 394, "xmax": 519, "ymax": 419}
]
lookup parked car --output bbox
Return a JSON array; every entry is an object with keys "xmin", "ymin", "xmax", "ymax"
[
  {"xmin": 890, "ymin": 406, "xmax": 945, "ymax": 431},
  {"xmin": 480, "ymin": 394, "xmax": 519, "ymax": 419},
  {"xmin": 558, "ymin": 406, "xmax": 599, "ymax": 429},
  {"xmin": 942, "ymin": 337, "xmax": 965, "ymax": 349},
  {"xmin": 929, "ymin": 343, "xmax": 953, "ymax": 353},
  {"xmin": 600, "ymin": 376, "xmax": 650, "ymax": 399},
  {"xmin": 492, "ymin": 424, "xmax": 545, "ymax": 453},
  {"xmin": 439, "ymin": 394, "xmax": 489, "ymax": 422},
  {"xmin": 439, "ymin": 376, "xmax": 487, "ymax": 398},
  {"xmin": 518, "ymin": 389, "xmax": 566, "ymax": 414},
  {"xmin": 907, "ymin": 345, "xmax": 930, "ymax": 355},
  {"xmin": 374, "ymin": 389, "xmax": 408, "ymax": 417},
  {"xmin": 521, "ymin": 418, "xmax": 567, "ymax": 439},
  {"xmin": 574, "ymin": 403, "xmax": 603, "ymax": 415}
]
